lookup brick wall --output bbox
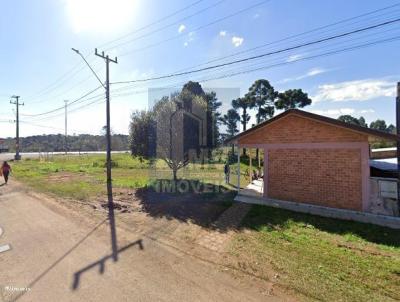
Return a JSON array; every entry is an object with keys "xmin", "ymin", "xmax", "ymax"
[
  {"xmin": 239, "ymin": 114, "xmax": 368, "ymax": 145},
  {"xmin": 267, "ymin": 148, "xmax": 362, "ymax": 210}
]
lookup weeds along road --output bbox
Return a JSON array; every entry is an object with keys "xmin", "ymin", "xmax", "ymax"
[{"xmin": 0, "ymin": 181, "xmax": 281, "ymax": 302}]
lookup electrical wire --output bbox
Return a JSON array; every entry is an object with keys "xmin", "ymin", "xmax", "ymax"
[
  {"xmin": 112, "ymin": 17, "xmax": 400, "ymax": 84},
  {"xmin": 98, "ymin": 0, "xmax": 207, "ymax": 49},
  {"xmin": 118, "ymin": 0, "xmax": 271, "ymax": 57},
  {"xmin": 21, "ymin": 86, "xmax": 103, "ymax": 117}
]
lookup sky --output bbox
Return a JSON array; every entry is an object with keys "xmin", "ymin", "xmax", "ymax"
[{"xmin": 1, "ymin": 0, "xmax": 400, "ymax": 137}]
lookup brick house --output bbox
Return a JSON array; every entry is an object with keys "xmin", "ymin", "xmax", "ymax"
[{"xmin": 226, "ymin": 109, "xmax": 399, "ymax": 225}]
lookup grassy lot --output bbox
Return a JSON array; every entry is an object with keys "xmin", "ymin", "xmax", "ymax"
[
  {"xmin": 11, "ymin": 154, "xmax": 232, "ymax": 200},
  {"xmin": 230, "ymin": 205, "xmax": 400, "ymax": 301}
]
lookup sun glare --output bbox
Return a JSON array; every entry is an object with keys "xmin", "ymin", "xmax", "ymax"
[{"xmin": 65, "ymin": 0, "xmax": 138, "ymax": 34}]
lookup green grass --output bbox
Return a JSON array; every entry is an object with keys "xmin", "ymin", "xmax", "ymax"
[
  {"xmin": 231, "ymin": 205, "xmax": 400, "ymax": 301},
  {"xmin": 11, "ymin": 154, "xmax": 234, "ymax": 200}
]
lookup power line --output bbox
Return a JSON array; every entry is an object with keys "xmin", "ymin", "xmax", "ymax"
[
  {"xmin": 21, "ymin": 86, "xmax": 103, "ymax": 117},
  {"xmin": 98, "ymin": 0, "xmax": 207, "ymax": 49},
  {"xmin": 118, "ymin": 0, "xmax": 270, "ymax": 57},
  {"xmin": 111, "ymin": 27, "xmax": 400, "ymax": 94},
  {"xmin": 104, "ymin": 0, "xmax": 227, "ymax": 52},
  {"xmin": 22, "ymin": 2, "xmax": 218, "ymax": 104},
  {"xmin": 112, "ymin": 17, "xmax": 400, "ymax": 84},
  {"xmin": 169, "ymin": 3, "xmax": 400, "ymax": 74},
  {"xmin": 108, "ymin": 33, "xmax": 400, "ymax": 100},
  {"xmin": 22, "ymin": 34, "xmax": 400, "ymax": 127},
  {"xmin": 23, "ymin": 94, "xmax": 106, "ymax": 122}
]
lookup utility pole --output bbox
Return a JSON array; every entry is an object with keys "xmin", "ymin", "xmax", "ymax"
[
  {"xmin": 396, "ymin": 82, "xmax": 400, "ymax": 214},
  {"xmin": 64, "ymin": 100, "xmax": 68, "ymax": 155},
  {"xmin": 10, "ymin": 96, "xmax": 24, "ymax": 160},
  {"xmin": 94, "ymin": 48, "xmax": 118, "ymax": 261}
]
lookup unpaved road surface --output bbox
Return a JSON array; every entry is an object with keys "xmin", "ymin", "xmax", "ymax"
[{"xmin": 0, "ymin": 182, "xmax": 290, "ymax": 302}]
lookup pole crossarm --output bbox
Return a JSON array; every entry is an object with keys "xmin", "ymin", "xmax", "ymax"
[{"xmin": 95, "ymin": 48, "xmax": 118, "ymax": 64}]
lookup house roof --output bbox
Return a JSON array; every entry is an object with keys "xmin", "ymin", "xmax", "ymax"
[{"xmin": 225, "ymin": 109, "xmax": 398, "ymax": 144}]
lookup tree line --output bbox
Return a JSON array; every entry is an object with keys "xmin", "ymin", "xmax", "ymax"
[
  {"xmin": 337, "ymin": 114, "xmax": 395, "ymax": 133},
  {"xmin": 337, "ymin": 114, "xmax": 396, "ymax": 148},
  {"xmin": 221, "ymin": 79, "xmax": 311, "ymax": 142},
  {"xmin": 1, "ymin": 134, "xmax": 129, "ymax": 153},
  {"xmin": 128, "ymin": 80, "xmax": 311, "ymax": 178}
]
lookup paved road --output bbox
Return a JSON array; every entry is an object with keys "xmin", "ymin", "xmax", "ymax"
[
  {"xmin": 0, "ymin": 151, "xmax": 129, "ymax": 162},
  {"xmin": 0, "ymin": 182, "xmax": 284, "ymax": 302}
]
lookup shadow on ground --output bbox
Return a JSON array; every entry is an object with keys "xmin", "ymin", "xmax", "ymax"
[
  {"xmin": 135, "ymin": 178, "xmax": 400, "ymax": 247},
  {"xmin": 242, "ymin": 205, "xmax": 400, "ymax": 248},
  {"xmin": 134, "ymin": 179, "xmax": 237, "ymax": 231},
  {"xmin": 72, "ymin": 239, "xmax": 144, "ymax": 290}
]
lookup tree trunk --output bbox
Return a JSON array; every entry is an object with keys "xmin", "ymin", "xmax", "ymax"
[{"xmin": 173, "ymin": 169, "xmax": 177, "ymax": 181}]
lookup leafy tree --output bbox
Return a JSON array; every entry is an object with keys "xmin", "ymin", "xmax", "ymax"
[
  {"xmin": 232, "ymin": 97, "xmax": 253, "ymax": 156},
  {"xmin": 387, "ymin": 124, "xmax": 396, "ymax": 134},
  {"xmin": 246, "ymin": 79, "xmax": 277, "ymax": 124},
  {"xmin": 358, "ymin": 116, "xmax": 368, "ymax": 127},
  {"xmin": 231, "ymin": 97, "xmax": 253, "ymax": 131},
  {"xmin": 182, "ymin": 81, "xmax": 205, "ymax": 97},
  {"xmin": 370, "ymin": 119, "xmax": 387, "ymax": 132},
  {"xmin": 275, "ymin": 89, "xmax": 312, "ymax": 110},
  {"xmin": 205, "ymin": 91, "xmax": 222, "ymax": 148},
  {"xmin": 337, "ymin": 115, "xmax": 368, "ymax": 127},
  {"xmin": 128, "ymin": 110, "xmax": 156, "ymax": 159},
  {"xmin": 153, "ymin": 92, "xmax": 207, "ymax": 180},
  {"xmin": 337, "ymin": 115, "xmax": 361, "ymax": 126},
  {"xmin": 182, "ymin": 82, "xmax": 221, "ymax": 150},
  {"xmin": 245, "ymin": 79, "xmax": 277, "ymax": 162},
  {"xmin": 221, "ymin": 109, "xmax": 240, "ymax": 154}
]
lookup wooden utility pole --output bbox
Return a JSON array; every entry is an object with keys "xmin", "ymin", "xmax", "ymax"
[
  {"xmin": 396, "ymin": 82, "xmax": 400, "ymax": 213},
  {"xmin": 10, "ymin": 95, "xmax": 24, "ymax": 160},
  {"xmin": 95, "ymin": 48, "xmax": 118, "ymax": 261},
  {"xmin": 64, "ymin": 100, "xmax": 68, "ymax": 154}
]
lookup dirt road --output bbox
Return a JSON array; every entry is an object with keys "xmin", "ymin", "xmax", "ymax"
[{"xmin": 0, "ymin": 182, "xmax": 288, "ymax": 302}]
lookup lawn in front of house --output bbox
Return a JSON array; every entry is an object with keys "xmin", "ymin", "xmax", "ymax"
[{"xmin": 230, "ymin": 205, "xmax": 400, "ymax": 301}]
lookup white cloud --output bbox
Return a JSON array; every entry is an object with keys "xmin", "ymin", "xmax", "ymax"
[
  {"xmin": 278, "ymin": 67, "xmax": 328, "ymax": 84},
  {"xmin": 307, "ymin": 68, "xmax": 326, "ymax": 77},
  {"xmin": 232, "ymin": 36, "xmax": 244, "ymax": 47},
  {"xmin": 178, "ymin": 24, "xmax": 186, "ymax": 33},
  {"xmin": 310, "ymin": 108, "xmax": 375, "ymax": 118},
  {"xmin": 219, "ymin": 30, "xmax": 227, "ymax": 37},
  {"xmin": 310, "ymin": 108, "xmax": 355, "ymax": 116},
  {"xmin": 286, "ymin": 54, "xmax": 303, "ymax": 62},
  {"xmin": 360, "ymin": 109, "xmax": 375, "ymax": 114},
  {"xmin": 313, "ymin": 79, "xmax": 396, "ymax": 103},
  {"xmin": 188, "ymin": 31, "xmax": 195, "ymax": 40},
  {"xmin": 183, "ymin": 31, "xmax": 195, "ymax": 47}
]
